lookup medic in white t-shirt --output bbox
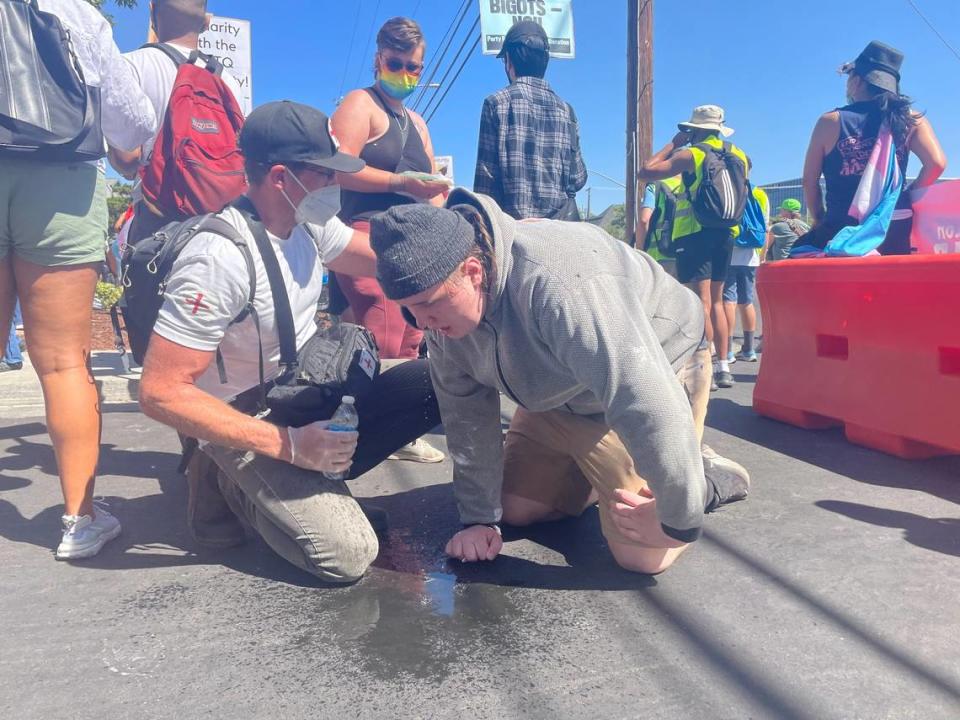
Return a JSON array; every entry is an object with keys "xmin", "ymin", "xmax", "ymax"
[{"xmin": 140, "ymin": 101, "xmax": 376, "ymax": 478}]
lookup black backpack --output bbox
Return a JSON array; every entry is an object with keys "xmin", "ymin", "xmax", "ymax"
[
  {"xmin": 121, "ymin": 201, "xmax": 380, "ymax": 423},
  {"xmin": 643, "ymin": 180, "xmax": 680, "ymax": 257},
  {"xmin": 121, "ymin": 214, "xmax": 256, "ymax": 366},
  {"xmin": 686, "ymin": 142, "xmax": 749, "ymax": 229},
  {"xmin": 0, "ymin": 0, "xmax": 105, "ymax": 160}
]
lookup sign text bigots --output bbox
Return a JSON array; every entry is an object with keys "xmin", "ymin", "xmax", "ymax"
[
  {"xmin": 199, "ymin": 16, "xmax": 253, "ymax": 114},
  {"xmin": 479, "ymin": 0, "xmax": 575, "ymax": 59}
]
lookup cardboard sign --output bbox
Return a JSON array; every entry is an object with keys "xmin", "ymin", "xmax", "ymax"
[
  {"xmin": 479, "ymin": 0, "xmax": 575, "ymax": 59},
  {"xmin": 910, "ymin": 180, "xmax": 960, "ymax": 254},
  {"xmin": 199, "ymin": 16, "xmax": 253, "ymax": 114}
]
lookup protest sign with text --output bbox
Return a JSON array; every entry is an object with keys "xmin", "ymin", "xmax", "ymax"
[
  {"xmin": 479, "ymin": 0, "xmax": 575, "ymax": 59},
  {"xmin": 199, "ymin": 16, "xmax": 253, "ymax": 114}
]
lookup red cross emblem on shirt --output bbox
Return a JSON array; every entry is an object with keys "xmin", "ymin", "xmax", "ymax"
[{"xmin": 183, "ymin": 292, "xmax": 210, "ymax": 316}]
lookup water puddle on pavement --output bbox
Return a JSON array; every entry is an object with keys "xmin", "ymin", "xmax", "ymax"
[{"xmin": 423, "ymin": 570, "xmax": 456, "ymax": 616}]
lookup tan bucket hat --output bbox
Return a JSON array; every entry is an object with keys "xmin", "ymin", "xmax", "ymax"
[{"xmin": 678, "ymin": 104, "xmax": 734, "ymax": 137}]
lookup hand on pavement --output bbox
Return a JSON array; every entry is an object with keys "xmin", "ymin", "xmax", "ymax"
[
  {"xmin": 609, "ymin": 488, "xmax": 687, "ymax": 549},
  {"xmin": 286, "ymin": 420, "xmax": 358, "ymax": 474},
  {"xmin": 445, "ymin": 524, "xmax": 503, "ymax": 562}
]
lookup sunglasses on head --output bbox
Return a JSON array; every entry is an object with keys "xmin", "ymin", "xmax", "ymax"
[{"xmin": 381, "ymin": 56, "xmax": 424, "ymax": 76}]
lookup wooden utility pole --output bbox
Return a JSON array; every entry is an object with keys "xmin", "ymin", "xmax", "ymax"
[{"xmin": 625, "ymin": 0, "xmax": 653, "ymax": 247}]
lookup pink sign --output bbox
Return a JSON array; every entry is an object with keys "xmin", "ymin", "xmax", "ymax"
[{"xmin": 910, "ymin": 180, "xmax": 960, "ymax": 254}]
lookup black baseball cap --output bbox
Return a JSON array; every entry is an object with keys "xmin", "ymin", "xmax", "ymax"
[
  {"xmin": 496, "ymin": 20, "xmax": 549, "ymax": 58},
  {"xmin": 238, "ymin": 100, "xmax": 365, "ymax": 173}
]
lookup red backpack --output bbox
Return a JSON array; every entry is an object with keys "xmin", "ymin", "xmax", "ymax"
[{"xmin": 139, "ymin": 44, "xmax": 247, "ymax": 220}]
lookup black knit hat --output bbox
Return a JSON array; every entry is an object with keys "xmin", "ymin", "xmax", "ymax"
[{"xmin": 371, "ymin": 204, "xmax": 476, "ymax": 300}]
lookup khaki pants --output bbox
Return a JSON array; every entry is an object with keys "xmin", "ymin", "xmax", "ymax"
[{"xmin": 502, "ymin": 348, "xmax": 711, "ymax": 547}]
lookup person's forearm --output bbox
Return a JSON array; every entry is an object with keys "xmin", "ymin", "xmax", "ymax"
[
  {"xmin": 107, "ymin": 146, "xmax": 141, "ymax": 181},
  {"xmin": 141, "ymin": 381, "xmax": 291, "ymax": 461},
  {"xmin": 337, "ymin": 166, "xmax": 407, "ymax": 194},
  {"xmin": 804, "ymin": 182, "xmax": 824, "ymax": 224},
  {"xmin": 911, "ymin": 162, "xmax": 945, "ymax": 190},
  {"xmin": 639, "ymin": 141, "xmax": 683, "ymax": 180}
]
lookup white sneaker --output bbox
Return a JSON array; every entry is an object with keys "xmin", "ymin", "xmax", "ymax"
[
  {"xmin": 389, "ymin": 438, "xmax": 445, "ymax": 463},
  {"xmin": 55, "ymin": 504, "xmax": 121, "ymax": 560}
]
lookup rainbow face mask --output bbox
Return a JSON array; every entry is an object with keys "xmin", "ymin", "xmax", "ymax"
[{"xmin": 377, "ymin": 62, "xmax": 420, "ymax": 101}]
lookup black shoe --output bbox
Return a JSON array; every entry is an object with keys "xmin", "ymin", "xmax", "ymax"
[
  {"xmin": 702, "ymin": 444, "xmax": 750, "ymax": 512},
  {"xmin": 358, "ymin": 502, "xmax": 389, "ymax": 536},
  {"xmin": 186, "ymin": 451, "xmax": 246, "ymax": 549},
  {"xmin": 715, "ymin": 370, "xmax": 734, "ymax": 388},
  {"xmin": 0, "ymin": 361, "xmax": 23, "ymax": 372}
]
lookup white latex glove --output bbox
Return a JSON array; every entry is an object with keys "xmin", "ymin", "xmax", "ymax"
[{"xmin": 287, "ymin": 420, "xmax": 358, "ymax": 474}]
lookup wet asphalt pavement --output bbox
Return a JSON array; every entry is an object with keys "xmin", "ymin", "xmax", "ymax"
[{"xmin": 1, "ymin": 361, "xmax": 959, "ymax": 719}]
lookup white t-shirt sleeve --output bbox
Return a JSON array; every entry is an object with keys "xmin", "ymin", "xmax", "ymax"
[
  {"xmin": 152, "ymin": 236, "xmax": 250, "ymax": 352},
  {"xmin": 94, "ymin": 23, "xmax": 157, "ymax": 151},
  {"xmin": 305, "ymin": 216, "xmax": 353, "ymax": 265}
]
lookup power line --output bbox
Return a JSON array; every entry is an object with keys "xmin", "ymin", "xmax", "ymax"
[
  {"xmin": 352, "ymin": 0, "xmax": 384, "ymax": 90},
  {"xmin": 421, "ymin": 14, "xmax": 480, "ymax": 120},
  {"xmin": 411, "ymin": 0, "xmax": 423, "ymax": 18},
  {"xmin": 425, "ymin": 34, "xmax": 481, "ymax": 124},
  {"xmin": 587, "ymin": 169, "xmax": 627, "ymax": 188},
  {"xmin": 410, "ymin": 0, "xmax": 471, "ymax": 113},
  {"xmin": 905, "ymin": 0, "xmax": 960, "ymax": 63},
  {"xmin": 336, "ymin": 0, "xmax": 365, "ymax": 103}
]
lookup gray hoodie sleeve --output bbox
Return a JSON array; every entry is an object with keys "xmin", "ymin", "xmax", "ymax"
[
  {"xmin": 427, "ymin": 335, "xmax": 505, "ymax": 526},
  {"xmin": 535, "ymin": 274, "xmax": 707, "ymax": 542}
]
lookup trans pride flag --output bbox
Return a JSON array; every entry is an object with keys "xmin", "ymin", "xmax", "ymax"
[{"xmin": 824, "ymin": 122, "xmax": 904, "ymax": 256}]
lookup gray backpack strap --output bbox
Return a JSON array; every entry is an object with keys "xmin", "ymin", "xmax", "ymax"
[{"xmin": 195, "ymin": 215, "xmax": 267, "ymax": 415}]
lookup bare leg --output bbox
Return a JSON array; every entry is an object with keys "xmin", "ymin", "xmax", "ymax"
[
  {"xmin": 608, "ymin": 539, "xmax": 689, "ymax": 575},
  {"xmin": 724, "ymin": 301, "xmax": 737, "ymax": 355},
  {"xmin": 710, "ymin": 280, "xmax": 729, "ymax": 362},
  {"xmin": 14, "ymin": 258, "xmax": 101, "ymax": 517},
  {"xmin": 739, "ymin": 302, "xmax": 757, "ymax": 333},
  {"xmin": 0, "ymin": 257, "xmax": 15, "ymax": 337},
  {"xmin": 688, "ymin": 279, "xmax": 714, "ymax": 347}
]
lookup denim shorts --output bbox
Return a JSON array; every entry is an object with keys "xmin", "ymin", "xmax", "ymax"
[{"xmin": 723, "ymin": 265, "xmax": 756, "ymax": 304}]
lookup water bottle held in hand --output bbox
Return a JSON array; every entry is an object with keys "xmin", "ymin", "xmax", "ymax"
[
  {"xmin": 319, "ymin": 269, "xmax": 330, "ymax": 312},
  {"xmin": 323, "ymin": 396, "xmax": 358, "ymax": 481}
]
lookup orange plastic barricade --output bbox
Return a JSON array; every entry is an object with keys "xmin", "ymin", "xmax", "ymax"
[{"xmin": 754, "ymin": 255, "xmax": 960, "ymax": 459}]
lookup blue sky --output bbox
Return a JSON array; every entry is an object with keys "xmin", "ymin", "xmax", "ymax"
[{"xmin": 109, "ymin": 0, "xmax": 959, "ymax": 211}]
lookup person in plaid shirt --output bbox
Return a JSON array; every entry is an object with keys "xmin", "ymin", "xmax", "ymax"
[{"xmin": 473, "ymin": 21, "xmax": 587, "ymax": 220}]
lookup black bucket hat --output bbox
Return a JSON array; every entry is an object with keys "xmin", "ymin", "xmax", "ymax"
[{"xmin": 840, "ymin": 40, "xmax": 903, "ymax": 94}]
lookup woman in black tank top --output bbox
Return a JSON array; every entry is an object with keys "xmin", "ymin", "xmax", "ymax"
[
  {"xmin": 800, "ymin": 41, "xmax": 945, "ymax": 254},
  {"xmin": 330, "ymin": 17, "xmax": 449, "ymax": 357},
  {"xmin": 328, "ymin": 17, "xmax": 449, "ymax": 463}
]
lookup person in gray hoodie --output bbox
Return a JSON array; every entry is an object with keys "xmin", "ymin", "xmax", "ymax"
[{"xmin": 369, "ymin": 189, "xmax": 749, "ymax": 574}]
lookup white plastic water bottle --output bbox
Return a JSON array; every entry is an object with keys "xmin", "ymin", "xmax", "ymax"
[{"xmin": 323, "ymin": 395, "xmax": 358, "ymax": 481}]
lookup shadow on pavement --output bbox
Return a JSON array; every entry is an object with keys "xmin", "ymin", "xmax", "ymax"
[
  {"xmin": 701, "ymin": 529, "xmax": 960, "ymax": 708},
  {"xmin": 0, "ymin": 421, "xmax": 654, "ymax": 593},
  {"xmin": 815, "ymin": 500, "xmax": 960, "ymax": 558},
  {"xmin": 706, "ymin": 396, "xmax": 960, "ymax": 507}
]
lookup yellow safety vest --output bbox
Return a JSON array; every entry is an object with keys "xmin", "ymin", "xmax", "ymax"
[
  {"xmin": 647, "ymin": 175, "xmax": 683, "ymax": 260},
  {"xmin": 672, "ymin": 135, "xmax": 750, "ymax": 241}
]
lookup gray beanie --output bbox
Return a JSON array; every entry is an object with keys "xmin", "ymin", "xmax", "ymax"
[{"xmin": 371, "ymin": 204, "xmax": 476, "ymax": 300}]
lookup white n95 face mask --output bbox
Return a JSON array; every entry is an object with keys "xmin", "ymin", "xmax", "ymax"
[{"xmin": 282, "ymin": 168, "xmax": 341, "ymax": 225}]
